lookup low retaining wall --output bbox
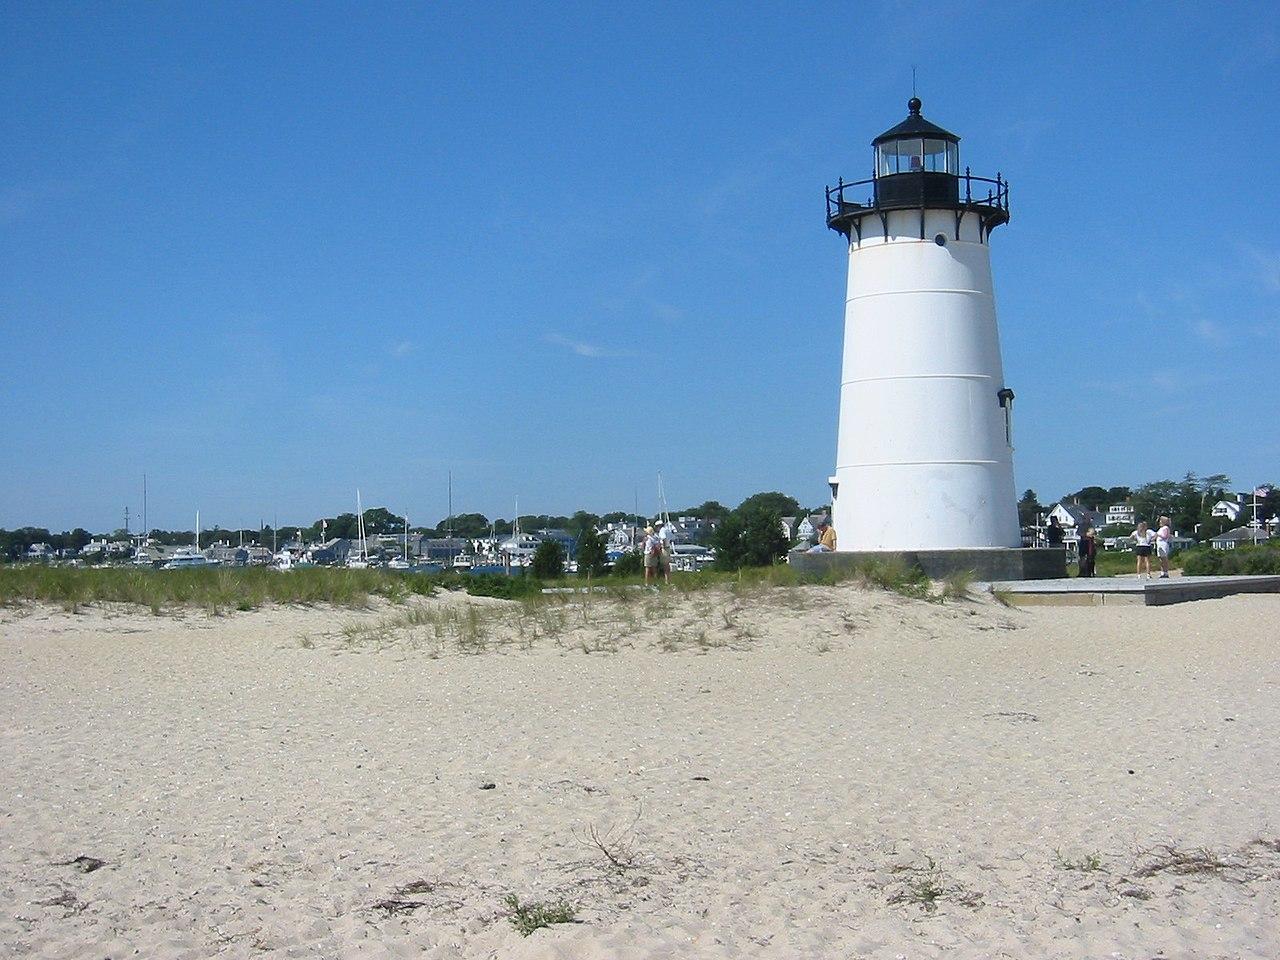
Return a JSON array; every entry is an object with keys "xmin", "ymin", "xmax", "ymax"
[{"xmin": 789, "ymin": 547, "xmax": 1068, "ymax": 582}]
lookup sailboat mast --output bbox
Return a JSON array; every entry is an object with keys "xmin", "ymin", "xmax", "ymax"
[
  {"xmin": 356, "ymin": 489, "xmax": 366, "ymax": 561},
  {"xmin": 195, "ymin": 510, "xmax": 200, "ymax": 554}
]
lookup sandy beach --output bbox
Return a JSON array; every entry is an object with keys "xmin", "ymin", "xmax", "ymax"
[{"xmin": 2, "ymin": 584, "xmax": 1278, "ymax": 959}]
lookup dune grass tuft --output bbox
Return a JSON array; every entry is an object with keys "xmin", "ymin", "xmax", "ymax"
[{"xmin": 504, "ymin": 894, "xmax": 576, "ymax": 936}]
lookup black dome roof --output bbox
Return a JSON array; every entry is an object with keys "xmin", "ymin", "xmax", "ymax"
[{"xmin": 871, "ymin": 97, "xmax": 960, "ymax": 146}]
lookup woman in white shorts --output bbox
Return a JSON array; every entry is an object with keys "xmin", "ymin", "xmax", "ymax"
[
  {"xmin": 1155, "ymin": 516, "xmax": 1173, "ymax": 579},
  {"xmin": 1132, "ymin": 521, "xmax": 1155, "ymax": 578}
]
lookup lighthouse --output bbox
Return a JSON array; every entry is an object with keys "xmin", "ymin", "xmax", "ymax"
[{"xmin": 824, "ymin": 98, "xmax": 1022, "ymax": 555}]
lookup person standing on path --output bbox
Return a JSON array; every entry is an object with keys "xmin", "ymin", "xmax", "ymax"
[
  {"xmin": 1132, "ymin": 521, "xmax": 1155, "ymax": 579},
  {"xmin": 1155, "ymin": 516, "xmax": 1173, "ymax": 578},
  {"xmin": 656, "ymin": 520, "xmax": 674, "ymax": 582},
  {"xmin": 643, "ymin": 525, "xmax": 667, "ymax": 585},
  {"xmin": 1078, "ymin": 524, "xmax": 1098, "ymax": 577}
]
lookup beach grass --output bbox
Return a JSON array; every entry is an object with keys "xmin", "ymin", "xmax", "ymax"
[
  {"xmin": 0, "ymin": 565, "xmax": 536, "ymax": 613},
  {"xmin": 1, "ymin": 555, "xmax": 977, "ymax": 615}
]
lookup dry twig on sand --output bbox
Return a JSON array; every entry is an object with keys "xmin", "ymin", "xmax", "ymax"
[{"xmin": 575, "ymin": 806, "xmax": 644, "ymax": 871}]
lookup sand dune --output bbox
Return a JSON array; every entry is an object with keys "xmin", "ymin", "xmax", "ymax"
[{"xmin": 2, "ymin": 585, "xmax": 1278, "ymax": 958}]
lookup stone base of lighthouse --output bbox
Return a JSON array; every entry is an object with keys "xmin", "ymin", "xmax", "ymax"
[{"xmin": 788, "ymin": 546, "xmax": 1067, "ymax": 582}]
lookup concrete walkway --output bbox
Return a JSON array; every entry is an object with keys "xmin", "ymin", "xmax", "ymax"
[{"xmin": 987, "ymin": 574, "xmax": 1280, "ymax": 606}]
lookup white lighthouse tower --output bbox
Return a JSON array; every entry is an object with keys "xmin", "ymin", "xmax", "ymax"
[{"xmin": 825, "ymin": 98, "xmax": 1021, "ymax": 553}]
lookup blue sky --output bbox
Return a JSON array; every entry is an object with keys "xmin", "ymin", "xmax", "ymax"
[{"xmin": 3, "ymin": 1, "xmax": 1277, "ymax": 532}]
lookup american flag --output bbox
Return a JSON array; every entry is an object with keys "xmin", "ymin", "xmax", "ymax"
[{"xmin": 1255, "ymin": 486, "xmax": 1272, "ymax": 498}]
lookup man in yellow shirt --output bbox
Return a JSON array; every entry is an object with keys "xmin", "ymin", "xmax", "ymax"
[
  {"xmin": 808, "ymin": 520, "xmax": 837, "ymax": 552},
  {"xmin": 819, "ymin": 521, "xmax": 837, "ymax": 551}
]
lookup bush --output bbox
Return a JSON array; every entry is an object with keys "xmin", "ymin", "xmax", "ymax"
[
  {"xmin": 1182, "ymin": 542, "xmax": 1280, "ymax": 576},
  {"xmin": 530, "ymin": 539, "xmax": 566, "ymax": 580},
  {"xmin": 576, "ymin": 527, "xmax": 608, "ymax": 579},
  {"xmin": 612, "ymin": 549, "xmax": 644, "ymax": 577},
  {"xmin": 713, "ymin": 505, "xmax": 789, "ymax": 570}
]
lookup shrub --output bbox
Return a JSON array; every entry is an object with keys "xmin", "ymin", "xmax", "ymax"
[
  {"xmin": 713, "ymin": 505, "xmax": 788, "ymax": 570},
  {"xmin": 612, "ymin": 549, "xmax": 644, "ymax": 577},
  {"xmin": 530, "ymin": 539, "xmax": 566, "ymax": 580},
  {"xmin": 1182, "ymin": 542, "xmax": 1280, "ymax": 576},
  {"xmin": 575, "ymin": 527, "xmax": 608, "ymax": 579}
]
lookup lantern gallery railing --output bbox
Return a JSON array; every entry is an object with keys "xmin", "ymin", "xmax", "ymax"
[{"xmin": 825, "ymin": 169, "xmax": 1010, "ymax": 228}]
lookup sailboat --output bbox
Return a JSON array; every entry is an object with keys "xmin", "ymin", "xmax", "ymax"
[
  {"xmin": 498, "ymin": 497, "xmax": 539, "ymax": 567},
  {"xmin": 346, "ymin": 490, "xmax": 370, "ymax": 568},
  {"xmin": 387, "ymin": 515, "xmax": 411, "ymax": 570},
  {"xmin": 444, "ymin": 471, "xmax": 473, "ymax": 569},
  {"xmin": 163, "ymin": 510, "xmax": 219, "ymax": 568}
]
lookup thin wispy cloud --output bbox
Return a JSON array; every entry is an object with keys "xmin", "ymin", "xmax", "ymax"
[
  {"xmin": 545, "ymin": 333, "xmax": 631, "ymax": 358},
  {"xmin": 1192, "ymin": 317, "xmax": 1230, "ymax": 346},
  {"xmin": 652, "ymin": 302, "xmax": 685, "ymax": 323},
  {"xmin": 1246, "ymin": 246, "xmax": 1280, "ymax": 293},
  {"xmin": 391, "ymin": 340, "xmax": 415, "ymax": 357}
]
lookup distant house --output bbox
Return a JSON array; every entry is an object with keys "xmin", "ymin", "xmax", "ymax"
[
  {"xmin": 796, "ymin": 513, "xmax": 829, "ymax": 542},
  {"xmin": 245, "ymin": 545, "xmax": 275, "ymax": 565},
  {"xmin": 25, "ymin": 543, "xmax": 55, "ymax": 560},
  {"xmin": 1048, "ymin": 503, "xmax": 1106, "ymax": 541},
  {"xmin": 1210, "ymin": 527, "xmax": 1271, "ymax": 550},
  {"xmin": 312, "ymin": 538, "xmax": 351, "ymax": 564},
  {"xmin": 780, "ymin": 516, "xmax": 797, "ymax": 541},
  {"xmin": 606, "ymin": 525, "xmax": 637, "ymax": 550},
  {"xmin": 675, "ymin": 516, "xmax": 718, "ymax": 543},
  {"xmin": 208, "ymin": 545, "xmax": 250, "ymax": 565},
  {"xmin": 418, "ymin": 537, "xmax": 471, "ymax": 561},
  {"xmin": 1105, "ymin": 503, "xmax": 1136, "ymax": 527},
  {"xmin": 1211, "ymin": 499, "xmax": 1246, "ymax": 522}
]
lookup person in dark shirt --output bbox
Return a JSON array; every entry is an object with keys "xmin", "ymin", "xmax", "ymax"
[
  {"xmin": 1046, "ymin": 516, "xmax": 1064, "ymax": 546},
  {"xmin": 1078, "ymin": 525, "xmax": 1098, "ymax": 577}
]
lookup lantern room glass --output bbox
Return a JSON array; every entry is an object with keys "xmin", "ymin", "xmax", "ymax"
[{"xmin": 876, "ymin": 138, "xmax": 959, "ymax": 177}]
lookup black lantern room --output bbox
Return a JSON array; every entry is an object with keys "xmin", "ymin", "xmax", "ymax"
[
  {"xmin": 872, "ymin": 96, "xmax": 960, "ymax": 207},
  {"xmin": 826, "ymin": 98, "xmax": 1009, "ymax": 242}
]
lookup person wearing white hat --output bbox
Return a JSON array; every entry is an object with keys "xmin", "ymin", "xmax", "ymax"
[{"xmin": 642, "ymin": 524, "xmax": 665, "ymax": 584}]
